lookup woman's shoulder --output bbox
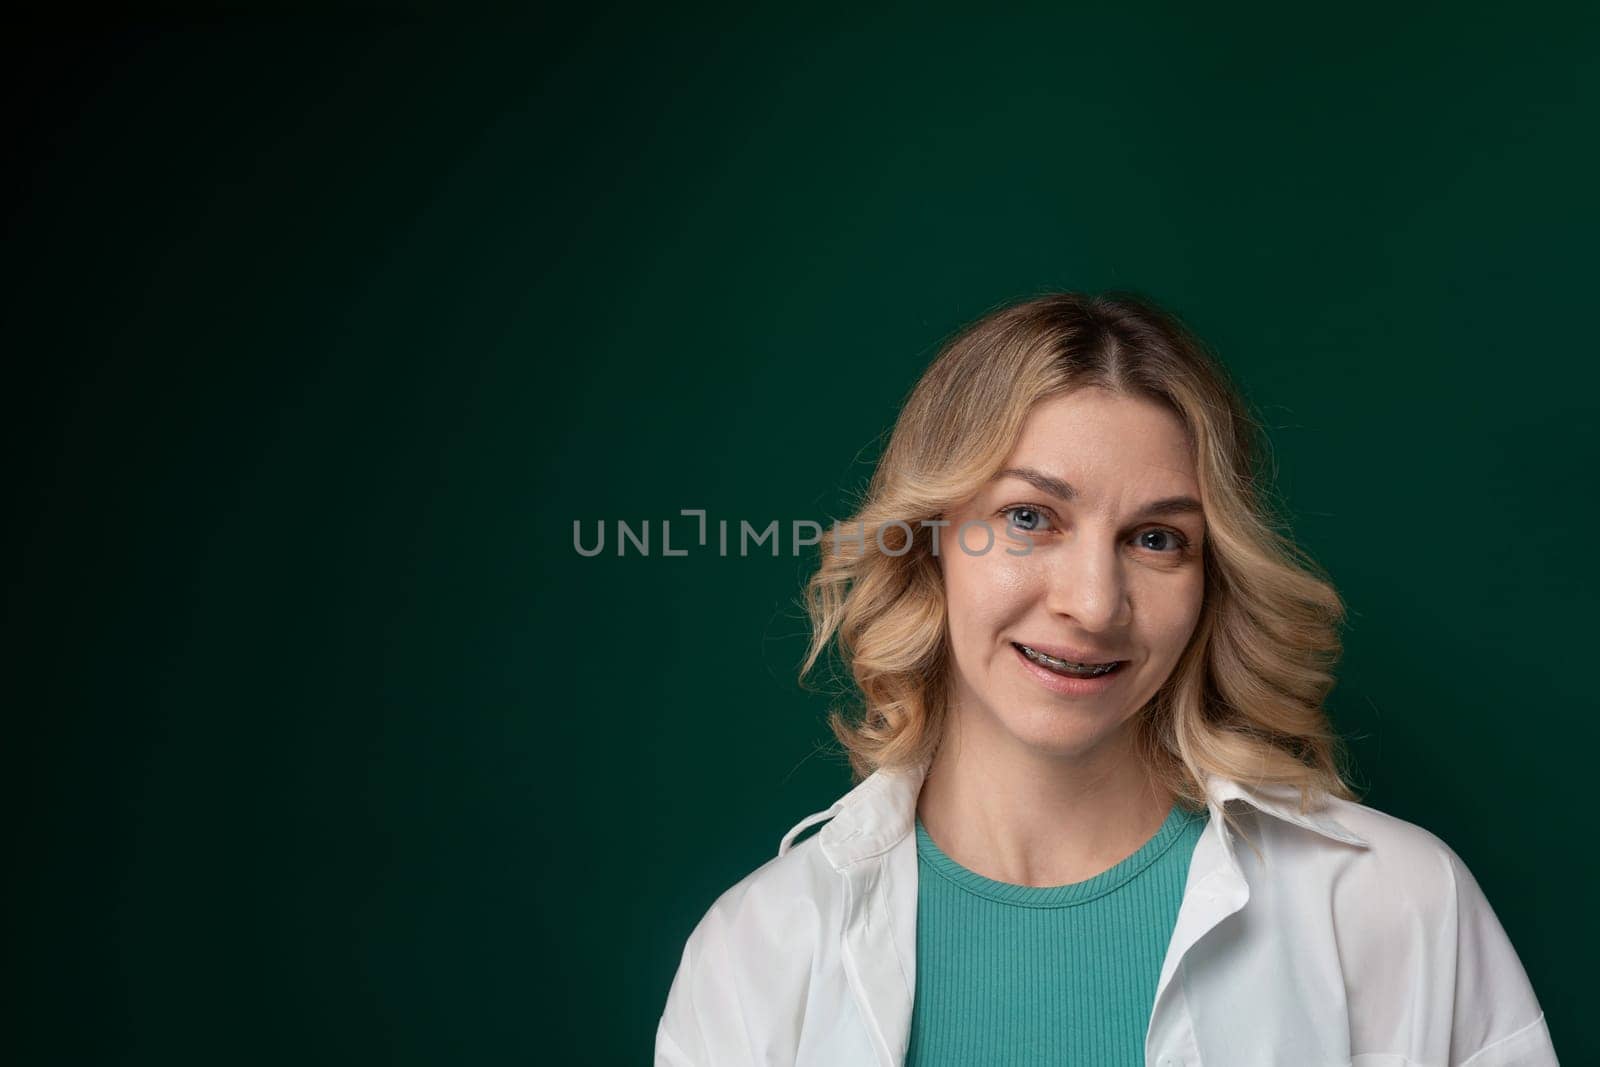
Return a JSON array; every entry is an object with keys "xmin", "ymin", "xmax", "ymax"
[
  {"xmin": 1316, "ymin": 792, "xmax": 1465, "ymax": 888},
  {"xmin": 1228, "ymin": 781, "xmax": 1471, "ymax": 885},
  {"xmin": 712, "ymin": 821, "xmax": 843, "ymax": 920},
  {"xmin": 1312, "ymin": 792, "xmax": 1531, "ymax": 928},
  {"xmin": 658, "ymin": 806, "xmax": 884, "ymax": 1063},
  {"xmin": 1234, "ymin": 788, "xmax": 1533, "ymax": 970},
  {"xmin": 678, "ymin": 809, "xmax": 850, "ymax": 964},
  {"xmin": 1250, "ymin": 790, "xmax": 1497, "ymax": 926},
  {"xmin": 657, "ymin": 810, "xmax": 853, "ymax": 1054},
  {"xmin": 1267, "ymin": 793, "xmax": 1552, "ymax": 1063},
  {"xmin": 691, "ymin": 768, "xmax": 914, "ymax": 936}
]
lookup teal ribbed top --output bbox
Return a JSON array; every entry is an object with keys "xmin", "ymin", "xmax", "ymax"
[{"xmin": 905, "ymin": 801, "xmax": 1209, "ymax": 1066}]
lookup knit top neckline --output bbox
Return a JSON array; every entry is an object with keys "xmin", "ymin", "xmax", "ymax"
[{"xmin": 913, "ymin": 802, "xmax": 1207, "ymax": 909}]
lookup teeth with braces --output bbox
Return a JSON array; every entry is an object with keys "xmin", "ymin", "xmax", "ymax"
[{"xmin": 1018, "ymin": 644, "xmax": 1120, "ymax": 676}]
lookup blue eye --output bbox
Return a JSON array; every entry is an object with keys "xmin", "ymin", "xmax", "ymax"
[
  {"xmin": 1002, "ymin": 505, "xmax": 1053, "ymax": 533},
  {"xmin": 1137, "ymin": 529, "xmax": 1189, "ymax": 553}
]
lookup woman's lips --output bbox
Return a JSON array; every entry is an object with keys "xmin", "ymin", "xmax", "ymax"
[
  {"xmin": 1013, "ymin": 641, "xmax": 1124, "ymax": 667},
  {"xmin": 1012, "ymin": 642, "xmax": 1128, "ymax": 696}
]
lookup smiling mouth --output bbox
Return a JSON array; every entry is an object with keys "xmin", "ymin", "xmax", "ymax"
[{"xmin": 1013, "ymin": 643, "xmax": 1125, "ymax": 678}]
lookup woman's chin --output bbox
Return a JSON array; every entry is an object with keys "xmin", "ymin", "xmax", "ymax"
[{"xmin": 1001, "ymin": 703, "xmax": 1135, "ymax": 761}]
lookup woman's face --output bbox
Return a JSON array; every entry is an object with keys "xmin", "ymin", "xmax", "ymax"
[{"xmin": 938, "ymin": 386, "xmax": 1207, "ymax": 762}]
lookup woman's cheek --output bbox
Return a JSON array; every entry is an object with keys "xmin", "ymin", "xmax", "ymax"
[
  {"xmin": 985, "ymin": 544, "xmax": 1042, "ymax": 594},
  {"xmin": 1141, "ymin": 569, "xmax": 1205, "ymax": 653},
  {"xmin": 945, "ymin": 548, "xmax": 1021, "ymax": 634}
]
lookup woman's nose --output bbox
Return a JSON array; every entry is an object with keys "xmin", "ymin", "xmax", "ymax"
[{"xmin": 1043, "ymin": 538, "xmax": 1130, "ymax": 632}]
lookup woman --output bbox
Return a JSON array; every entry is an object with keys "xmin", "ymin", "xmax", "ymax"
[{"xmin": 655, "ymin": 292, "xmax": 1557, "ymax": 1066}]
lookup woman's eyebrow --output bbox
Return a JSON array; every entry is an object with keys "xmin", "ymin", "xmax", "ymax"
[{"xmin": 995, "ymin": 466, "xmax": 1204, "ymax": 519}]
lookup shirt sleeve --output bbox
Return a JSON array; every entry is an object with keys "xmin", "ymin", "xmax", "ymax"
[
  {"xmin": 654, "ymin": 904, "xmax": 755, "ymax": 1067},
  {"xmin": 1443, "ymin": 843, "xmax": 1559, "ymax": 1066},
  {"xmin": 654, "ymin": 934, "xmax": 705, "ymax": 1066}
]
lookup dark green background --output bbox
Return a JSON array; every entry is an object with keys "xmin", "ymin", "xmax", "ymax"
[{"xmin": 7, "ymin": 7, "xmax": 1595, "ymax": 1063}]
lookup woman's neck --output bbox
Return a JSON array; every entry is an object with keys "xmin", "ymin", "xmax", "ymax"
[{"xmin": 914, "ymin": 709, "xmax": 1176, "ymax": 888}]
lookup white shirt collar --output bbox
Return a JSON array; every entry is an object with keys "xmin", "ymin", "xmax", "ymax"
[{"xmin": 793, "ymin": 755, "xmax": 1370, "ymax": 872}]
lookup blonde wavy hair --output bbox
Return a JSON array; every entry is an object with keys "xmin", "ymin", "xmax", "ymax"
[{"xmin": 800, "ymin": 290, "xmax": 1361, "ymax": 821}]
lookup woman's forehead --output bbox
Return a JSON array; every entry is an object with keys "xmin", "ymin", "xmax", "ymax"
[{"xmin": 1005, "ymin": 391, "xmax": 1199, "ymax": 488}]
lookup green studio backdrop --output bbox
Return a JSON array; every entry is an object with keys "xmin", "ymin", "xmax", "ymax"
[{"xmin": 7, "ymin": 7, "xmax": 1597, "ymax": 1064}]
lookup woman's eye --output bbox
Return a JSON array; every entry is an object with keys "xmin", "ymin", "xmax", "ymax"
[
  {"xmin": 1136, "ymin": 528, "xmax": 1188, "ymax": 553},
  {"xmin": 1003, "ymin": 506, "xmax": 1053, "ymax": 533}
]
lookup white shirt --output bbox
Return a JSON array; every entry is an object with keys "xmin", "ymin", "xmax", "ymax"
[{"xmin": 656, "ymin": 758, "xmax": 1558, "ymax": 1066}]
